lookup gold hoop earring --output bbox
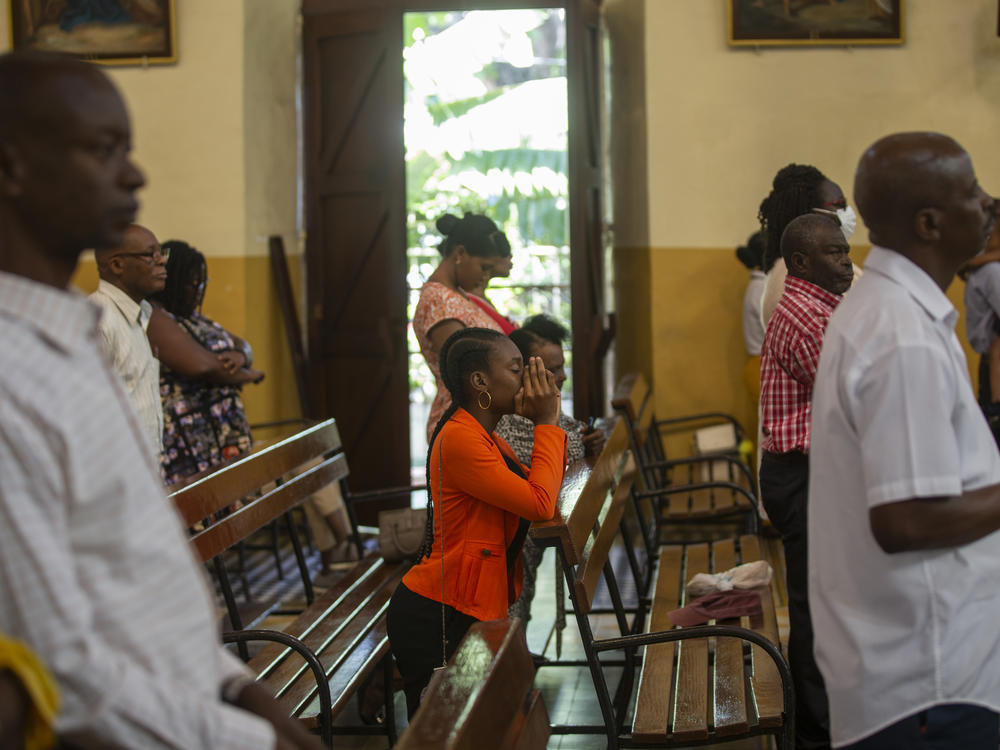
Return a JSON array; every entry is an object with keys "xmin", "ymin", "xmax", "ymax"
[{"xmin": 477, "ymin": 390, "xmax": 492, "ymax": 410}]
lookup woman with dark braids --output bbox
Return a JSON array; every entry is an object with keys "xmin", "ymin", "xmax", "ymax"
[
  {"xmin": 147, "ymin": 240, "xmax": 265, "ymax": 484},
  {"xmin": 413, "ymin": 213, "xmax": 512, "ymax": 442},
  {"xmin": 386, "ymin": 327, "xmax": 566, "ymax": 718},
  {"xmin": 758, "ymin": 163, "xmax": 857, "ymax": 326}
]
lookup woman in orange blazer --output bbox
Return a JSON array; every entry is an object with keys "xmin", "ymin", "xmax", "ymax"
[{"xmin": 387, "ymin": 327, "xmax": 566, "ymax": 717}]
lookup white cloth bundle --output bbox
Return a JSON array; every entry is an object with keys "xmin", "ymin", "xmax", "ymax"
[{"xmin": 685, "ymin": 560, "xmax": 773, "ymax": 599}]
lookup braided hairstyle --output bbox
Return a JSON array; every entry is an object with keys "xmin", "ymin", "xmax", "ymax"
[
  {"xmin": 758, "ymin": 164, "xmax": 829, "ymax": 272},
  {"xmin": 150, "ymin": 239, "xmax": 206, "ymax": 318},
  {"xmin": 436, "ymin": 212, "xmax": 512, "ymax": 259},
  {"xmin": 417, "ymin": 327, "xmax": 509, "ymax": 560}
]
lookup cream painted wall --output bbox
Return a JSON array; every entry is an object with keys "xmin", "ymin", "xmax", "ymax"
[
  {"xmin": 244, "ymin": 0, "xmax": 300, "ymax": 259},
  {"xmin": 644, "ymin": 0, "xmax": 1000, "ymax": 250},
  {"xmin": 1, "ymin": 2, "xmax": 303, "ymax": 423},
  {"xmin": 0, "ymin": 2, "xmax": 299, "ymax": 259}
]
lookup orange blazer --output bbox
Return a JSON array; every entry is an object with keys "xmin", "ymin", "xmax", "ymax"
[{"xmin": 402, "ymin": 408, "xmax": 567, "ymax": 621}]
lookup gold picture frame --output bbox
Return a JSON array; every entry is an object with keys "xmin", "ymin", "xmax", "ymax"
[
  {"xmin": 9, "ymin": 0, "xmax": 177, "ymax": 65},
  {"xmin": 727, "ymin": 0, "xmax": 904, "ymax": 47}
]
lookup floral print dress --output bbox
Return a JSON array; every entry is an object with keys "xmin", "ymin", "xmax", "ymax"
[{"xmin": 160, "ymin": 312, "xmax": 252, "ymax": 485}]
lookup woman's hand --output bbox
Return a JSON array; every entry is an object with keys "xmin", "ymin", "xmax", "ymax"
[
  {"xmin": 217, "ymin": 350, "xmax": 247, "ymax": 374},
  {"xmin": 516, "ymin": 356, "xmax": 561, "ymax": 426},
  {"xmin": 582, "ymin": 424, "xmax": 605, "ymax": 457}
]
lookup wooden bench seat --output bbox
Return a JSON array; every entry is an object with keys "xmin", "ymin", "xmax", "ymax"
[
  {"xmin": 394, "ymin": 618, "xmax": 550, "ymax": 750},
  {"xmin": 531, "ymin": 416, "xmax": 792, "ymax": 749},
  {"xmin": 169, "ymin": 418, "xmax": 412, "ymax": 747},
  {"xmin": 630, "ymin": 534, "xmax": 790, "ymax": 746},
  {"xmin": 612, "ymin": 372, "xmax": 759, "ymax": 543}
]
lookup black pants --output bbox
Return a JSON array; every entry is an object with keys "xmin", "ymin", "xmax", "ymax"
[
  {"xmin": 759, "ymin": 450, "xmax": 830, "ymax": 750},
  {"xmin": 841, "ymin": 704, "xmax": 999, "ymax": 750},
  {"xmin": 386, "ymin": 582, "xmax": 478, "ymax": 719}
]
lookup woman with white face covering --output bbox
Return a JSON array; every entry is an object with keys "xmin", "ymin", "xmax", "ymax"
[{"xmin": 757, "ymin": 164, "xmax": 861, "ymax": 328}]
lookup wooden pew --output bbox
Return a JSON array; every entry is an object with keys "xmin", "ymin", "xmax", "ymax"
[
  {"xmin": 169, "ymin": 418, "xmax": 409, "ymax": 747},
  {"xmin": 394, "ymin": 618, "xmax": 550, "ymax": 750},
  {"xmin": 531, "ymin": 416, "xmax": 793, "ymax": 749},
  {"xmin": 612, "ymin": 372, "xmax": 759, "ymax": 543}
]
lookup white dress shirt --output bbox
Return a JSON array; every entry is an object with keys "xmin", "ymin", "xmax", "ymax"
[
  {"xmin": 809, "ymin": 246, "xmax": 1000, "ymax": 746},
  {"xmin": 89, "ymin": 279, "xmax": 164, "ymax": 455},
  {"xmin": 742, "ymin": 270, "xmax": 766, "ymax": 356},
  {"xmin": 0, "ymin": 271, "xmax": 274, "ymax": 749}
]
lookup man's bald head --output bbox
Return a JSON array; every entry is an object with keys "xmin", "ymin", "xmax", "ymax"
[
  {"xmin": 854, "ymin": 132, "xmax": 985, "ymax": 251},
  {"xmin": 0, "ymin": 51, "xmax": 144, "ymax": 287},
  {"xmin": 0, "ymin": 51, "xmax": 113, "ymax": 142},
  {"xmin": 781, "ymin": 212, "xmax": 853, "ymax": 295}
]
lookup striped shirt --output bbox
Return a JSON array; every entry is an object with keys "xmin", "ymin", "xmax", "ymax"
[
  {"xmin": 89, "ymin": 279, "xmax": 164, "ymax": 456},
  {"xmin": 760, "ymin": 275, "xmax": 841, "ymax": 454},
  {"xmin": 0, "ymin": 271, "xmax": 274, "ymax": 749}
]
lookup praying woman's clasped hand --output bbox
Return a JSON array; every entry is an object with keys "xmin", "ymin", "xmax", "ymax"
[{"xmin": 515, "ymin": 356, "xmax": 561, "ymax": 426}]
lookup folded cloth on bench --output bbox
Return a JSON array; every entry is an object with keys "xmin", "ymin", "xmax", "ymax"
[
  {"xmin": 685, "ymin": 560, "xmax": 772, "ymax": 598},
  {"xmin": 668, "ymin": 589, "xmax": 762, "ymax": 627}
]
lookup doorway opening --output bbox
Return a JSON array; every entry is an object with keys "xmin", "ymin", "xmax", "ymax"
[{"xmin": 403, "ymin": 9, "xmax": 571, "ymax": 479}]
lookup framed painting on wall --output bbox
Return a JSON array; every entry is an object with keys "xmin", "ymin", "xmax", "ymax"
[
  {"xmin": 728, "ymin": 0, "xmax": 903, "ymax": 46},
  {"xmin": 9, "ymin": 0, "xmax": 177, "ymax": 65}
]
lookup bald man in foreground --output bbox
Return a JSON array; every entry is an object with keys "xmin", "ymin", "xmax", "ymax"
[
  {"xmin": 809, "ymin": 132, "xmax": 1000, "ymax": 749},
  {"xmin": 0, "ymin": 52, "xmax": 322, "ymax": 750}
]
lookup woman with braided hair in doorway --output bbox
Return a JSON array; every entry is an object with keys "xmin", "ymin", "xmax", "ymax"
[{"xmin": 386, "ymin": 327, "xmax": 566, "ymax": 718}]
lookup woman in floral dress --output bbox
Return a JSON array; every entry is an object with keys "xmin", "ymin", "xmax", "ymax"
[{"xmin": 147, "ymin": 240, "xmax": 265, "ymax": 485}]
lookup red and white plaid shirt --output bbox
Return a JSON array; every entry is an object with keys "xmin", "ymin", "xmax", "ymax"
[{"xmin": 760, "ymin": 275, "xmax": 842, "ymax": 454}]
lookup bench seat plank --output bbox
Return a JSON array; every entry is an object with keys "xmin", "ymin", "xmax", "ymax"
[
  {"xmin": 248, "ymin": 554, "xmax": 407, "ymax": 721},
  {"xmin": 669, "ymin": 543, "xmax": 710, "ymax": 742},
  {"xmin": 739, "ymin": 534, "xmax": 784, "ymax": 729},
  {"xmin": 632, "ymin": 545, "xmax": 683, "ymax": 742},
  {"xmin": 710, "ymin": 538, "xmax": 750, "ymax": 737}
]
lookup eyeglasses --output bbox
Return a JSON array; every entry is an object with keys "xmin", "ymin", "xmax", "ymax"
[{"xmin": 112, "ymin": 247, "xmax": 170, "ymax": 264}]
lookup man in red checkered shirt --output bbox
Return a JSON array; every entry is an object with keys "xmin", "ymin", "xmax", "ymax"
[{"xmin": 759, "ymin": 211, "xmax": 853, "ymax": 750}]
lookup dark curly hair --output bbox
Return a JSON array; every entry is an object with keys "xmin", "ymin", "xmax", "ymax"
[{"xmin": 758, "ymin": 164, "xmax": 829, "ymax": 272}]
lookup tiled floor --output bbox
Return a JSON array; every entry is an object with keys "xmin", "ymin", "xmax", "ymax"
[{"xmin": 234, "ymin": 524, "xmax": 789, "ymax": 750}]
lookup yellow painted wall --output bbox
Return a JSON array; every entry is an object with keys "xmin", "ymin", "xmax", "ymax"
[
  {"xmin": 634, "ymin": 0, "xmax": 999, "ymax": 436},
  {"xmin": 2, "ymin": 2, "xmax": 303, "ymax": 426}
]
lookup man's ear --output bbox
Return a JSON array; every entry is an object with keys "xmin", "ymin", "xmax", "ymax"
[
  {"xmin": 789, "ymin": 250, "xmax": 810, "ymax": 277},
  {"xmin": 106, "ymin": 256, "xmax": 126, "ymax": 278},
  {"xmin": 914, "ymin": 208, "xmax": 941, "ymax": 242},
  {"xmin": 0, "ymin": 142, "xmax": 25, "ymax": 198}
]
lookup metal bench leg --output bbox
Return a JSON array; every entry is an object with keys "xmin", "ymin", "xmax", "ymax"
[
  {"xmin": 382, "ymin": 655, "xmax": 398, "ymax": 746},
  {"xmin": 560, "ymin": 547, "xmax": 619, "ymax": 750},
  {"xmin": 284, "ymin": 511, "xmax": 315, "ymax": 605}
]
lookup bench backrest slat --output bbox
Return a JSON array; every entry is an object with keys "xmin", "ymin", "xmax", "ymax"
[
  {"xmin": 171, "ymin": 419, "xmax": 342, "ymax": 526},
  {"xmin": 610, "ymin": 371, "xmax": 648, "ymax": 424},
  {"xmin": 565, "ymin": 418, "xmax": 629, "ymax": 555},
  {"xmin": 190, "ymin": 452, "xmax": 349, "ymax": 562},
  {"xmin": 395, "ymin": 618, "xmax": 539, "ymax": 750},
  {"xmin": 573, "ymin": 453, "xmax": 636, "ymax": 614}
]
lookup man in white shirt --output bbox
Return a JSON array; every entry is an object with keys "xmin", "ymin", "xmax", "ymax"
[
  {"xmin": 809, "ymin": 131, "xmax": 1000, "ymax": 749},
  {"xmin": 90, "ymin": 224, "xmax": 166, "ymax": 455},
  {"xmin": 0, "ymin": 51, "xmax": 322, "ymax": 750}
]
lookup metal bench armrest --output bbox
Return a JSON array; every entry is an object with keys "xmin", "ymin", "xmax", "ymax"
[{"xmin": 222, "ymin": 629, "xmax": 333, "ymax": 747}]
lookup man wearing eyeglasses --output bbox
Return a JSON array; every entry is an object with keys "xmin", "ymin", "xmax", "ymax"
[{"xmin": 90, "ymin": 224, "xmax": 168, "ymax": 456}]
